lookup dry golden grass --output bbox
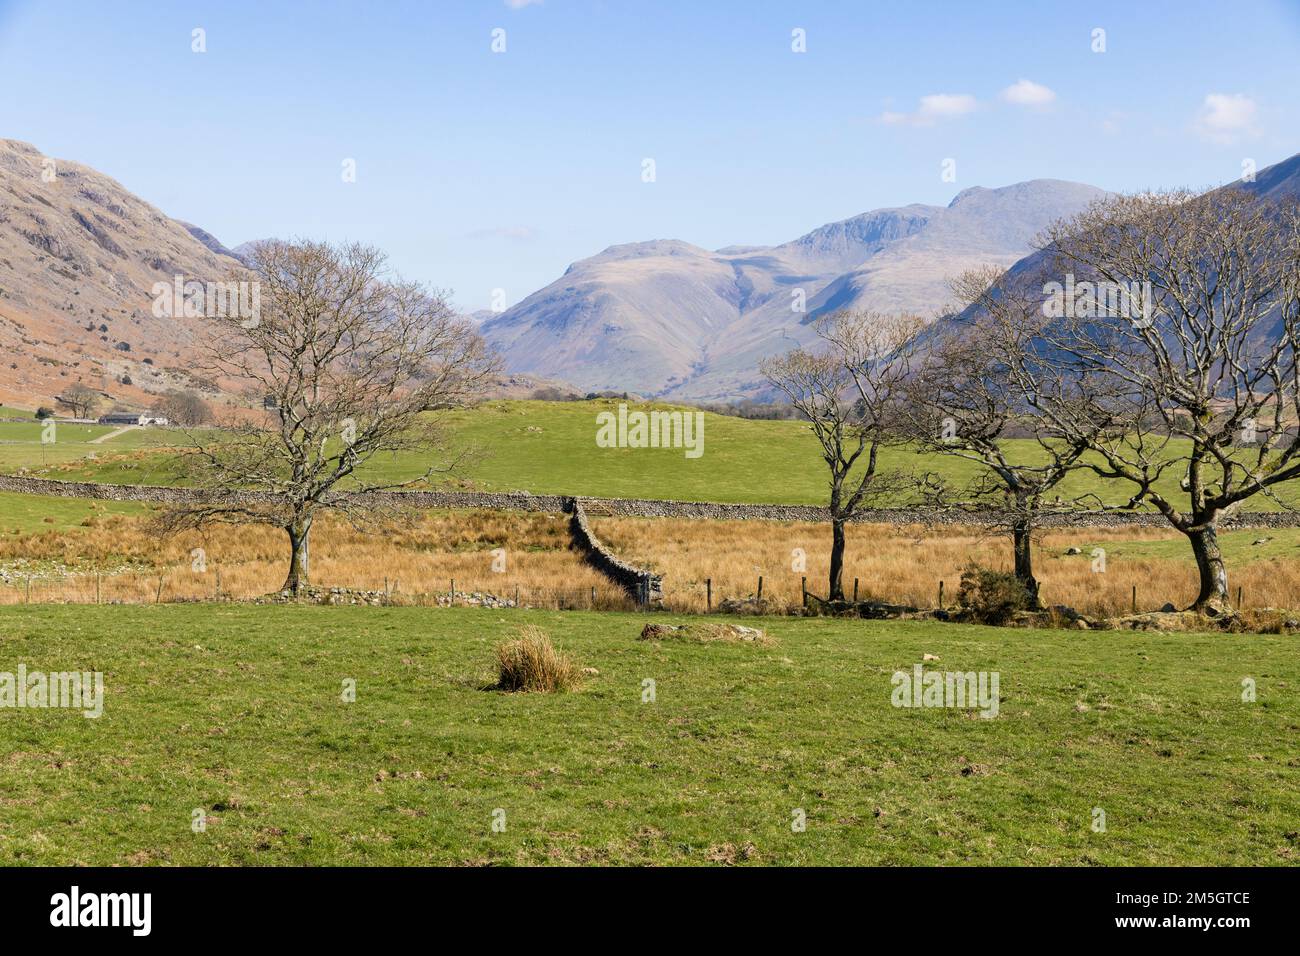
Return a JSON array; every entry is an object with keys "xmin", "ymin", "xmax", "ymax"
[
  {"xmin": 3, "ymin": 505, "xmax": 1296, "ymax": 618},
  {"xmin": 0, "ymin": 509, "xmax": 627, "ymax": 608},
  {"xmin": 591, "ymin": 517, "xmax": 1300, "ymax": 618},
  {"xmin": 494, "ymin": 625, "xmax": 583, "ymax": 692}
]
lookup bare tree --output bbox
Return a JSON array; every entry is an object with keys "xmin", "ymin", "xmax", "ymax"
[
  {"xmin": 761, "ymin": 311, "xmax": 920, "ymax": 602},
  {"xmin": 905, "ymin": 269, "xmax": 1095, "ymax": 607},
  {"xmin": 150, "ymin": 389, "xmax": 213, "ymax": 426},
  {"xmin": 993, "ymin": 188, "xmax": 1300, "ymax": 615},
  {"xmin": 162, "ymin": 240, "xmax": 500, "ymax": 595},
  {"xmin": 60, "ymin": 383, "xmax": 102, "ymax": 419}
]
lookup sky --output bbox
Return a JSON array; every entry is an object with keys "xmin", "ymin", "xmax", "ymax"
[{"xmin": 1, "ymin": 0, "xmax": 1298, "ymax": 312}]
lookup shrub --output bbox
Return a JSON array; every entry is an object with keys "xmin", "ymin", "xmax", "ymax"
[
  {"xmin": 958, "ymin": 564, "xmax": 1033, "ymax": 625},
  {"xmin": 494, "ymin": 626, "xmax": 581, "ymax": 692}
]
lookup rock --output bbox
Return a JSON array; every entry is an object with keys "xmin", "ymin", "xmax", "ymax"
[
  {"xmin": 923, "ymin": 653, "xmax": 941, "ymax": 661},
  {"xmin": 1252, "ymin": 538, "xmax": 1272, "ymax": 546},
  {"xmin": 639, "ymin": 622, "xmax": 772, "ymax": 645},
  {"xmin": 1065, "ymin": 546, "xmax": 1083, "ymax": 555},
  {"xmin": 1073, "ymin": 619, "xmax": 1089, "ymax": 630},
  {"xmin": 1159, "ymin": 602, "xmax": 1177, "ymax": 612},
  {"xmin": 639, "ymin": 623, "xmax": 683, "ymax": 640}
]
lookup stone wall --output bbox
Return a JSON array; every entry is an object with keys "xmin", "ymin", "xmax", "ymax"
[
  {"xmin": 568, "ymin": 498, "xmax": 662, "ymax": 603},
  {"xmin": 2, "ymin": 474, "xmax": 1298, "ymax": 529}
]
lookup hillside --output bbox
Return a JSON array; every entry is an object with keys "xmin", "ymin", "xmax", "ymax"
[{"xmin": 0, "ymin": 139, "xmax": 246, "ymax": 410}]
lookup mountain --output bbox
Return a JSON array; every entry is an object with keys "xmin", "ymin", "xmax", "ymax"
[
  {"xmin": 941, "ymin": 151, "xmax": 1300, "ymax": 338},
  {"xmin": 0, "ymin": 138, "xmax": 241, "ymax": 409},
  {"xmin": 1238, "ymin": 152, "xmax": 1300, "ymax": 202},
  {"xmin": 178, "ymin": 221, "xmax": 245, "ymax": 263},
  {"xmin": 481, "ymin": 179, "xmax": 1109, "ymax": 401}
]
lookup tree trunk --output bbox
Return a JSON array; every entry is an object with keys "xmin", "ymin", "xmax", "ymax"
[
  {"xmin": 1012, "ymin": 517, "xmax": 1041, "ymax": 610},
  {"xmin": 1187, "ymin": 522, "xmax": 1231, "ymax": 615},
  {"xmin": 283, "ymin": 516, "xmax": 313, "ymax": 596},
  {"xmin": 829, "ymin": 518, "xmax": 846, "ymax": 602}
]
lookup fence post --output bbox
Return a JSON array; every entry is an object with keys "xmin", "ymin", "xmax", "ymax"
[
  {"xmin": 938, "ymin": 580, "xmax": 944, "ymax": 609},
  {"xmin": 1237, "ymin": 585, "xmax": 1243, "ymax": 608},
  {"xmin": 1132, "ymin": 585, "xmax": 1137, "ymax": 614},
  {"xmin": 156, "ymin": 575, "xmax": 164, "ymax": 604},
  {"xmin": 853, "ymin": 578, "xmax": 858, "ymax": 602},
  {"xmin": 801, "ymin": 576, "xmax": 807, "ymax": 609},
  {"xmin": 515, "ymin": 585, "xmax": 520, "ymax": 607},
  {"xmin": 757, "ymin": 576, "xmax": 763, "ymax": 601},
  {"xmin": 450, "ymin": 578, "xmax": 455, "ymax": 604},
  {"xmin": 706, "ymin": 578, "xmax": 712, "ymax": 611},
  {"xmin": 591, "ymin": 586, "xmax": 596, "ymax": 608},
  {"xmin": 95, "ymin": 572, "xmax": 101, "ymax": 606},
  {"xmin": 25, "ymin": 576, "xmax": 30, "ymax": 604},
  {"xmin": 215, "ymin": 568, "xmax": 222, "ymax": 601}
]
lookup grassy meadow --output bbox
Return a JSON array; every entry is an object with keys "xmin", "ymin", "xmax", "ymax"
[
  {"xmin": 0, "ymin": 604, "xmax": 1295, "ymax": 866},
  {"xmin": 3, "ymin": 399, "xmax": 1275, "ymax": 509}
]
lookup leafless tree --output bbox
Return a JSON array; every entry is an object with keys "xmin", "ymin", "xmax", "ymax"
[
  {"xmin": 150, "ymin": 389, "xmax": 213, "ymax": 426},
  {"xmin": 905, "ymin": 270, "xmax": 1096, "ymax": 608},
  {"xmin": 992, "ymin": 188, "xmax": 1300, "ymax": 615},
  {"xmin": 161, "ymin": 240, "xmax": 501, "ymax": 595},
  {"xmin": 761, "ymin": 310, "xmax": 920, "ymax": 602},
  {"xmin": 60, "ymin": 383, "xmax": 102, "ymax": 419}
]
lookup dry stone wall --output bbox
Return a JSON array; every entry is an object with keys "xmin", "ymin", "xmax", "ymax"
[{"xmin": 2, "ymin": 474, "xmax": 1298, "ymax": 529}]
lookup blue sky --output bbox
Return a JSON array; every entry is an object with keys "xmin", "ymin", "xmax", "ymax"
[{"xmin": 2, "ymin": 0, "xmax": 1298, "ymax": 311}]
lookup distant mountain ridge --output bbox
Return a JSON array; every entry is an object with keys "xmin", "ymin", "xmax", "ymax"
[{"xmin": 481, "ymin": 179, "xmax": 1109, "ymax": 401}]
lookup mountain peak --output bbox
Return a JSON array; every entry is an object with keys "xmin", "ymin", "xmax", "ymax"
[{"xmin": 484, "ymin": 176, "xmax": 1108, "ymax": 401}]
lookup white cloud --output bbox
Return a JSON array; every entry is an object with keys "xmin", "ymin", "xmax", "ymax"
[
  {"xmin": 1001, "ymin": 79, "xmax": 1056, "ymax": 108},
  {"xmin": 880, "ymin": 93, "xmax": 978, "ymax": 127},
  {"xmin": 1194, "ymin": 93, "xmax": 1258, "ymax": 143},
  {"xmin": 505, "ymin": 0, "xmax": 543, "ymax": 8}
]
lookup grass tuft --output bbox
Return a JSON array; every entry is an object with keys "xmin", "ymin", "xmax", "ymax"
[{"xmin": 494, "ymin": 625, "xmax": 583, "ymax": 692}]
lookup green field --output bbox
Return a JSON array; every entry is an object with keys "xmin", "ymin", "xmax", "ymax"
[
  {"xmin": 3, "ymin": 399, "xmax": 1275, "ymax": 509},
  {"xmin": 0, "ymin": 492, "xmax": 146, "ymax": 535},
  {"xmin": 0, "ymin": 604, "xmax": 1294, "ymax": 865},
  {"xmin": 0, "ymin": 410, "xmax": 167, "ymax": 475}
]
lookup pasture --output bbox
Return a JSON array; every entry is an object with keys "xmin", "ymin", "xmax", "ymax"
[
  {"xmin": 0, "ymin": 604, "xmax": 1294, "ymax": 866},
  {"xmin": 4, "ymin": 400, "xmax": 1283, "ymax": 509}
]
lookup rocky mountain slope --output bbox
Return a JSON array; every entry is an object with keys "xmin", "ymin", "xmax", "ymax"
[{"xmin": 0, "ymin": 138, "xmax": 243, "ymax": 410}]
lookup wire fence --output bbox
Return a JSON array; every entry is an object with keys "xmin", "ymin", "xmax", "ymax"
[
  {"xmin": 0, "ymin": 571, "xmax": 640, "ymax": 611},
  {"xmin": 0, "ymin": 569, "xmax": 1275, "ymax": 620}
]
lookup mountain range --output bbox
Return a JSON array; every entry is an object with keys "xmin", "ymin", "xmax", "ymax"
[
  {"xmin": 480, "ymin": 179, "xmax": 1108, "ymax": 401},
  {"xmin": 2, "ymin": 137, "xmax": 1296, "ymax": 411}
]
